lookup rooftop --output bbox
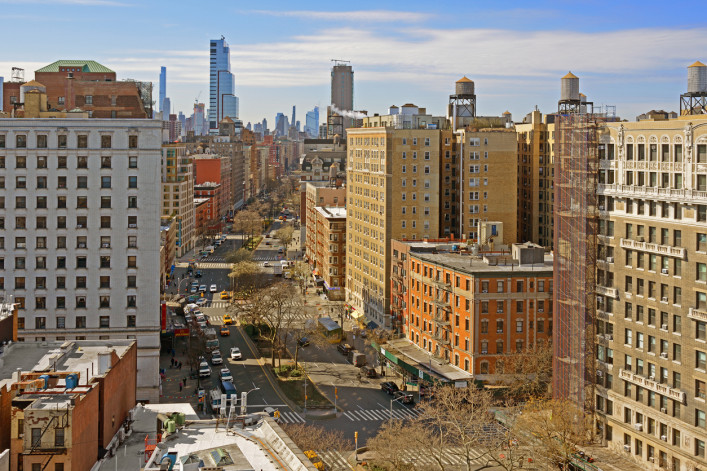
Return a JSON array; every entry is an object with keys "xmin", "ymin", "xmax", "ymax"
[
  {"xmin": 0, "ymin": 340, "xmax": 135, "ymax": 390},
  {"xmin": 385, "ymin": 338, "xmax": 473, "ymax": 382},
  {"xmin": 562, "ymin": 71, "xmax": 579, "ymax": 79},
  {"xmin": 99, "ymin": 404, "xmax": 316, "ymax": 471},
  {"xmin": 315, "ymin": 206, "xmax": 346, "ymax": 219},
  {"xmin": 36, "ymin": 60, "xmax": 115, "ymax": 74}
]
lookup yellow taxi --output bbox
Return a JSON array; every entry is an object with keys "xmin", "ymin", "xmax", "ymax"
[
  {"xmin": 220, "ymin": 325, "xmax": 230, "ymax": 336},
  {"xmin": 223, "ymin": 314, "xmax": 234, "ymax": 325},
  {"xmin": 220, "ymin": 290, "xmax": 231, "ymax": 300}
]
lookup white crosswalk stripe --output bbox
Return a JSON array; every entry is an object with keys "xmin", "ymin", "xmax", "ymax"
[
  {"xmin": 342, "ymin": 408, "xmax": 419, "ymax": 422},
  {"xmin": 195, "ymin": 262, "xmax": 233, "ymax": 269},
  {"xmin": 315, "ymin": 450, "xmax": 351, "ymax": 471},
  {"xmin": 279, "ymin": 411, "xmax": 305, "ymax": 423}
]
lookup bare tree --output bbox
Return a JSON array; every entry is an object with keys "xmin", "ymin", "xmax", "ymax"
[
  {"xmin": 291, "ymin": 261, "xmax": 310, "ymax": 295},
  {"xmin": 512, "ymin": 398, "xmax": 592, "ymax": 470},
  {"xmin": 366, "ymin": 419, "xmax": 426, "ymax": 471},
  {"xmin": 228, "ymin": 261, "xmax": 270, "ymax": 299},
  {"xmin": 225, "ymin": 247, "xmax": 253, "ymax": 264},
  {"xmin": 280, "ymin": 423, "xmax": 348, "ymax": 453},
  {"xmin": 240, "ymin": 282, "xmax": 302, "ymax": 367},
  {"xmin": 502, "ymin": 340, "xmax": 554, "ymax": 400},
  {"xmin": 274, "ymin": 225, "xmax": 295, "ymax": 251}
]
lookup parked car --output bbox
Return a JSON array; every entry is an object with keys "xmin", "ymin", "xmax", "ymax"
[
  {"xmin": 393, "ymin": 390, "xmax": 415, "ymax": 405},
  {"xmin": 220, "ymin": 368, "xmax": 233, "ymax": 382},
  {"xmin": 337, "ymin": 343, "xmax": 352, "ymax": 355},
  {"xmin": 210, "ymin": 284, "xmax": 218, "ymax": 293},
  {"xmin": 199, "ymin": 285, "xmax": 207, "ymax": 292},
  {"xmin": 198, "ymin": 362, "xmax": 211, "ymax": 378},
  {"xmin": 297, "ymin": 337, "xmax": 310, "ymax": 347},
  {"xmin": 361, "ymin": 365, "xmax": 377, "ymax": 378},
  {"xmin": 211, "ymin": 351, "xmax": 223, "ymax": 365},
  {"xmin": 230, "ymin": 347, "xmax": 242, "ymax": 360},
  {"xmin": 220, "ymin": 326, "xmax": 230, "ymax": 336},
  {"xmin": 380, "ymin": 381, "xmax": 400, "ymax": 395}
]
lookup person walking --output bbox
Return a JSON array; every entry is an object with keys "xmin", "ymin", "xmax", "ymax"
[
  {"xmin": 178, "ymin": 361, "xmax": 183, "ymax": 370},
  {"xmin": 183, "ymin": 377, "xmax": 187, "ymax": 386},
  {"xmin": 179, "ymin": 381, "xmax": 183, "ymax": 392}
]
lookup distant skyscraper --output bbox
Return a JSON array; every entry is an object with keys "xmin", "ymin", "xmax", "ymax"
[
  {"xmin": 291, "ymin": 106, "xmax": 296, "ymax": 129},
  {"xmin": 262, "ymin": 118, "xmax": 268, "ymax": 135},
  {"xmin": 193, "ymin": 103, "xmax": 206, "ymax": 135},
  {"xmin": 246, "ymin": 122, "xmax": 252, "ymax": 131},
  {"xmin": 331, "ymin": 62, "xmax": 354, "ymax": 113},
  {"xmin": 305, "ymin": 106, "xmax": 319, "ymax": 138},
  {"xmin": 159, "ymin": 66, "xmax": 166, "ymax": 112},
  {"xmin": 178, "ymin": 112, "xmax": 186, "ymax": 136},
  {"xmin": 275, "ymin": 113, "xmax": 289, "ymax": 136},
  {"xmin": 209, "ymin": 37, "xmax": 239, "ymax": 134},
  {"xmin": 162, "ymin": 97, "xmax": 171, "ymax": 121},
  {"xmin": 296, "ymin": 120, "xmax": 301, "ymax": 132}
]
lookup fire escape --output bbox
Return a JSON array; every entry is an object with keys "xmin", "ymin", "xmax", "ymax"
[
  {"xmin": 391, "ymin": 256, "xmax": 406, "ymax": 334},
  {"xmin": 25, "ymin": 409, "xmax": 70, "ymax": 471},
  {"xmin": 432, "ymin": 277, "xmax": 453, "ymax": 363}
]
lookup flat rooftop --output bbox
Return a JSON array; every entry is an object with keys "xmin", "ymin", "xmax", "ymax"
[
  {"xmin": 385, "ymin": 338, "xmax": 473, "ymax": 382},
  {"xmin": 0, "ymin": 340, "xmax": 134, "ymax": 390},
  {"xmin": 315, "ymin": 206, "xmax": 346, "ymax": 219}
]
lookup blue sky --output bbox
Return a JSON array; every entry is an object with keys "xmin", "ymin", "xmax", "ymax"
[{"xmin": 1, "ymin": 0, "xmax": 705, "ymax": 125}]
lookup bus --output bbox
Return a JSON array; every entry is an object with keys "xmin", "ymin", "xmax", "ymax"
[{"xmin": 220, "ymin": 380, "xmax": 238, "ymax": 399}]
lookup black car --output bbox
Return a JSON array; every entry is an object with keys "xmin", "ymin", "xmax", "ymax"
[
  {"xmin": 195, "ymin": 271, "xmax": 202, "ymax": 278},
  {"xmin": 337, "ymin": 343, "xmax": 352, "ymax": 355},
  {"xmin": 297, "ymin": 337, "xmax": 310, "ymax": 347},
  {"xmin": 380, "ymin": 381, "xmax": 400, "ymax": 395},
  {"xmin": 393, "ymin": 390, "xmax": 415, "ymax": 404}
]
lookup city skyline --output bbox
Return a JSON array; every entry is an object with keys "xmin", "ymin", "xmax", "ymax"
[{"xmin": 0, "ymin": 1, "xmax": 705, "ymax": 125}]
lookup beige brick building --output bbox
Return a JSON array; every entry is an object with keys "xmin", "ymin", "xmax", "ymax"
[
  {"xmin": 304, "ymin": 182, "xmax": 345, "ymax": 265},
  {"xmin": 161, "ymin": 144, "xmax": 195, "ymax": 257},
  {"xmin": 516, "ymin": 110, "xmax": 556, "ymax": 248},
  {"xmin": 593, "ymin": 117, "xmax": 707, "ymax": 470}
]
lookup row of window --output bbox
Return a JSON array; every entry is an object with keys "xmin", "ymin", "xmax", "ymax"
[
  {"xmin": 0, "ymin": 154, "xmax": 138, "ymax": 169},
  {"xmin": 2, "ymin": 274, "xmax": 138, "ymax": 290},
  {"xmin": 0, "ymin": 255, "xmax": 139, "ymax": 271},
  {"xmin": 2, "ymin": 174, "xmax": 138, "ymax": 189},
  {"xmin": 0, "ymin": 134, "xmax": 138, "ymax": 149},
  {"xmin": 18, "ymin": 314, "xmax": 138, "ymax": 329},
  {"xmin": 0, "ymin": 215, "xmax": 139, "ymax": 231},
  {"xmin": 0, "ymin": 195, "xmax": 138, "ymax": 211}
]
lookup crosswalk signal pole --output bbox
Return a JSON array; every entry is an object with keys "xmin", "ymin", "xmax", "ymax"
[
  {"xmin": 334, "ymin": 386, "xmax": 337, "ymax": 411},
  {"xmin": 354, "ymin": 431, "xmax": 358, "ymax": 462}
]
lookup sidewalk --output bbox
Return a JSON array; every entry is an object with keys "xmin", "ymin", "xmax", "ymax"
[{"xmin": 158, "ymin": 343, "xmax": 201, "ymax": 409}]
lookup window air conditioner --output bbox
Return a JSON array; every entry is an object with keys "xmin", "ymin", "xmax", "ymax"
[
  {"xmin": 661, "ymin": 324, "xmax": 668, "ymax": 330},
  {"xmin": 661, "ymin": 269, "xmax": 669, "ymax": 274},
  {"xmin": 538, "ymin": 309, "xmax": 544, "ymax": 313},
  {"xmin": 102, "ymin": 243, "xmax": 110, "ymax": 248},
  {"xmin": 661, "ymin": 408, "xmax": 668, "ymax": 414},
  {"xmin": 482, "ymin": 289, "xmax": 488, "ymax": 293},
  {"xmin": 661, "ymin": 297, "xmax": 668, "ymax": 303},
  {"xmin": 605, "ymin": 334, "xmax": 613, "ymax": 340},
  {"xmin": 634, "ymin": 423, "xmax": 643, "ymax": 431},
  {"xmin": 661, "ymin": 435, "xmax": 667, "ymax": 442},
  {"xmin": 660, "ymin": 352, "xmax": 668, "ymax": 359},
  {"xmin": 607, "ymin": 257, "xmax": 614, "ymax": 263},
  {"xmin": 128, "ymin": 224, "xmax": 137, "ymax": 228},
  {"xmin": 649, "ymin": 375, "xmax": 656, "ymax": 381},
  {"xmin": 623, "ymin": 445, "xmax": 631, "ymax": 452}
]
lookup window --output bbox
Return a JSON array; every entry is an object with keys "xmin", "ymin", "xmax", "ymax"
[
  {"xmin": 77, "ymin": 156, "xmax": 87, "ymax": 168},
  {"xmin": 697, "ymin": 350, "xmax": 707, "ymax": 370},
  {"xmin": 16, "ymin": 135, "xmax": 27, "ymax": 148},
  {"xmin": 127, "ymin": 295, "xmax": 137, "ymax": 308},
  {"xmin": 99, "ymin": 296, "xmax": 110, "ymax": 309},
  {"xmin": 128, "ymin": 176, "xmax": 137, "ymax": 188},
  {"xmin": 85, "ymin": 95, "xmax": 93, "ymax": 105},
  {"xmin": 101, "ymin": 135, "xmax": 111, "ymax": 148},
  {"xmin": 128, "ymin": 256, "xmax": 137, "ymax": 268},
  {"xmin": 77, "ymin": 176, "xmax": 88, "ymax": 188},
  {"xmin": 55, "ymin": 428, "xmax": 64, "ymax": 447},
  {"xmin": 127, "ymin": 315, "xmax": 136, "ymax": 327},
  {"xmin": 128, "ymin": 236, "xmax": 137, "ymax": 248},
  {"xmin": 101, "ymin": 196, "xmax": 111, "ymax": 208},
  {"xmin": 101, "ymin": 176, "xmax": 111, "ymax": 188},
  {"xmin": 127, "ymin": 275, "xmax": 137, "ymax": 288},
  {"xmin": 77, "ymin": 135, "xmax": 88, "ymax": 148},
  {"xmin": 128, "ymin": 215, "xmax": 137, "ymax": 228},
  {"xmin": 129, "ymin": 135, "xmax": 138, "ymax": 148},
  {"xmin": 129, "ymin": 156, "xmax": 138, "ymax": 168},
  {"xmin": 76, "ymin": 316, "xmax": 86, "ymax": 327},
  {"xmin": 99, "ymin": 315, "xmax": 110, "ymax": 327},
  {"xmin": 31, "ymin": 428, "xmax": 41, "ymax": 447},
  {"xmin": 77, "ymin": 196, "xmax": 87, "ymax": 209},
  {"xmin": 101, "ymin": 216, "xmax": 111, "ymax": 228}
]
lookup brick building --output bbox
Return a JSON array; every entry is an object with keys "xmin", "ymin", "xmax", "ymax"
[
  {"xmin": 3, "ymin": 60, "xmax": 151, "ymax": 118},
  {"xmin": 391, "ymin": 239, "xmax": 553, "ymax": 380},
  {"xmin": 313, "ymin": 207, "xmax": 346, "ymax": 299}
]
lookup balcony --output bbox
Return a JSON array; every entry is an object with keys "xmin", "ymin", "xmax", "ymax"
[
  {"xmin": 619, "ymin": 369, "xmax": 686, "ymax": 404},
  {"xmin": 597, "ymin": 183, "xmax": 707, "ymax": 204},
  {"xmin": 688, "ymin": 307, "xmax": 707, "ymax": 322},
  {"xmin": 596, "ymin": 285, "xmax": 618, "ymax": 299},
  {"xmin": 619, "ymin": 238, "xmax": 686, "ymax": 259},
  {"xmin": 433, "ymin": 298, "xmax": 451, "ymax": 310}
]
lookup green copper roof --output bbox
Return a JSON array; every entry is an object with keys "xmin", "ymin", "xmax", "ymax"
[{"xmin": 35, "ymin": 60, "xmax": 114, "ymax": 74}]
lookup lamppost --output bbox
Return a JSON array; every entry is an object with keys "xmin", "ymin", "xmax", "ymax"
[
  {"xmin": 390, "ymin": 394, "xmax": 407, "ymax": 420},
  {"xmin": 240, "ymin": 387, "xmax": 261, "ymax": 415}
]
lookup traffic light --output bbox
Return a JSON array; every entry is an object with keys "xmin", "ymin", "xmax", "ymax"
[
  {"xmin": 335, "ymin": 387, "xmax": 338, "ymax": 399},
  {"xmin": 274, "ymin": 410, "xmax": 280, "ymax": 419}
]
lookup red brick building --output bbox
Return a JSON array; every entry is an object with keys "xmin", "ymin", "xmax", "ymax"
[
  {"xmin": 3, "ymin": 60, "xmax": 151, "ymax": 118},
  {"xmin": 392, "ymin": 240, "xmax": 553, "ymax": 382}
]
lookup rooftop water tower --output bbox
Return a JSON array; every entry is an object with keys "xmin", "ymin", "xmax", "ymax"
[
  {"xmin": 448, "ymin": 76, "xmax": 476, "ymax": 129},
  {"xmin": 680, "ymin": 61, "xmax": 707, "ymax": 116},
  {"xmin": 558, "ymin": 72, "xmax": 590, "ymax": 114}
]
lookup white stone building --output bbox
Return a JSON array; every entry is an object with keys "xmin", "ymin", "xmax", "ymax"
[{"xmin": 0, "ymin": 118, "xmax": 161, "ymax": 402}]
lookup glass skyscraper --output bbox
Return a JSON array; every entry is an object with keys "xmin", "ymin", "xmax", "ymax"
[
  {"xmin": 209, "ymin": 37, "xmax": 239, "ymax": 134},
  {"xmin": 159, "ymin": 66, "xmax": 166, "ymax": 114},
  {"xmin": 305, "ymin": 106, "xmax": 319, "ymax": 138}
]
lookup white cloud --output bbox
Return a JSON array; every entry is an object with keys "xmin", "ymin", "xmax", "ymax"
[{"xmin": 248, "ymin": 9, "xmax": 430, "ymax": 23}]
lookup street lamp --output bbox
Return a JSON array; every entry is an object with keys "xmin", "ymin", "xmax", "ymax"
[
  {"xmin": 240, "ymin": 387, "xmax": 261, "ymax": 415},
  {"xmin": 390, "ymin": 395, "xmax": 407, "ymax": 420}
]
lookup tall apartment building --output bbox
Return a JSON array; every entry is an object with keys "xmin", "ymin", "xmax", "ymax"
[
  {"xmin": 0, "ymin": 113, "xmax": 162, "ymax": 402},
  {"xmin": 591, "ymin": 117, "xmax": 707, "ymax": 470},
  {"xmin": 392, "ymin": 240, "xmax": 552, "ymax": 378},
  {"xmin": 304, "ymin": 181, "xmax": 346, "ymax": 263},
  {"xmin": 345, "ymin": 128, "xmax": 451, "ymax": 329},
  {"xmin": 193, "ymin": 154, "xmax": 232, "ymax": 218},
  {"xmin": 161, "ymin": 144, "xmax": 195, "ymax": 257},
  {"xmin": 516, "ymin": 110, "xmax": 556, "ymax": 248},
  {"xmin": 457, "ymin": 128, "xmax": 518, "ymax": 244}
]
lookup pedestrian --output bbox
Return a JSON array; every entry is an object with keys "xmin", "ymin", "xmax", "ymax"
[
  {"xmin": 170, "ymin": 358, "xmax": 174, "ymax": 368},
  {"xmin": 179, "ymin": 361, "xmax": 183, "ymax": 370},
  {"xmin": 179, "ymin": 381, "xmax": 183, "ymax": 391},
  {"xmin": 183, "ymin": 377, "xmax": 187, "ymax": 386}
]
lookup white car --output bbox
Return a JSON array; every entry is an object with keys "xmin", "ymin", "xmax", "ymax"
[
  {"xmin": 198, "ymin": 362, "xmax": 211, "ymax": 378},
  {"xmin": 210, "ymin": 284, "xmax": 218, "ymax": 293},
  {"xmin": 263, "ymin": 261, "xmax": 271, "ymax": 267},
  {"xmin": 199, "ymin": 285, "xmax": 207, "ymax": 292},
  {"xmin": 211, "ymin": 351, "xmax": 223, "ymax": 365},
  {"xmin": 220, "ymin": 368, "xmax": 233, "ymax": 382},
  {"xmin": 230, "ymin": 347, "xmax": 242, "ymax": 360},
  {"xmin": 196, "ymin": 298, "xmax": 208, "ymax": 306}
]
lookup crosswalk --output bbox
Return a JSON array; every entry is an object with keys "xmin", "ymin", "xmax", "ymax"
[
  {"xmin": 252, "ymin": 254, "xmax": 281, "ymax": 261},
  {"xmin": 197, "ymin": 262, "xmax": 233, "ymax": 269},
  {"xmin": 278, "ymin": 411, "xmax": 306, "ymax": 423},
  {"xmin": 315, "ymin": 450, "xmax": 351, "ymax": 471},
  {"xmin": 200, "ymin": 256, "xmax": 227, "ymax": 263},
  {"xmin": 342, "ymin": 408, "xmax": 420, "ymax": 422}
]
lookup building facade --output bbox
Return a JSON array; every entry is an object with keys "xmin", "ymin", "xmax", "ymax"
[
  {"xmin": 593, "ymin": 117, "xmax": 707, "ymax": 470},
  {"xmin": 161, "ymin": 144, "xmax": 195, "ymax": 257},
  {"xmin": 314, "ymin": 207, "xmax": 346, "ymax": 298},
  {"xmin": 0, "ymin": 118, "xmax": 162, "ymax": 402},
  {"xmin": 209, "ymin": 38, "xmax": 239, "ymax": 133},
  {"xmin": 394, "ymin": 240, "xmax": 553, "ymax": 377}
]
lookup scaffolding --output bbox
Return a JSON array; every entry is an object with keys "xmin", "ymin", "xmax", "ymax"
[{"xmin": 552, "ymin": 109, "xmax": 599, "ymax": 415}]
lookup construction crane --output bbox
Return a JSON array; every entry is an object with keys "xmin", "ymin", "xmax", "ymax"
[{"xmin": 195, "ymin": 91, "xmax": 202, "ymax": 104}]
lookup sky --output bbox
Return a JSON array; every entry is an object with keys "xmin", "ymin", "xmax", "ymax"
[{"xmin": 1, "ymin": 0, "xmax": 706, "ymax": 126}]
